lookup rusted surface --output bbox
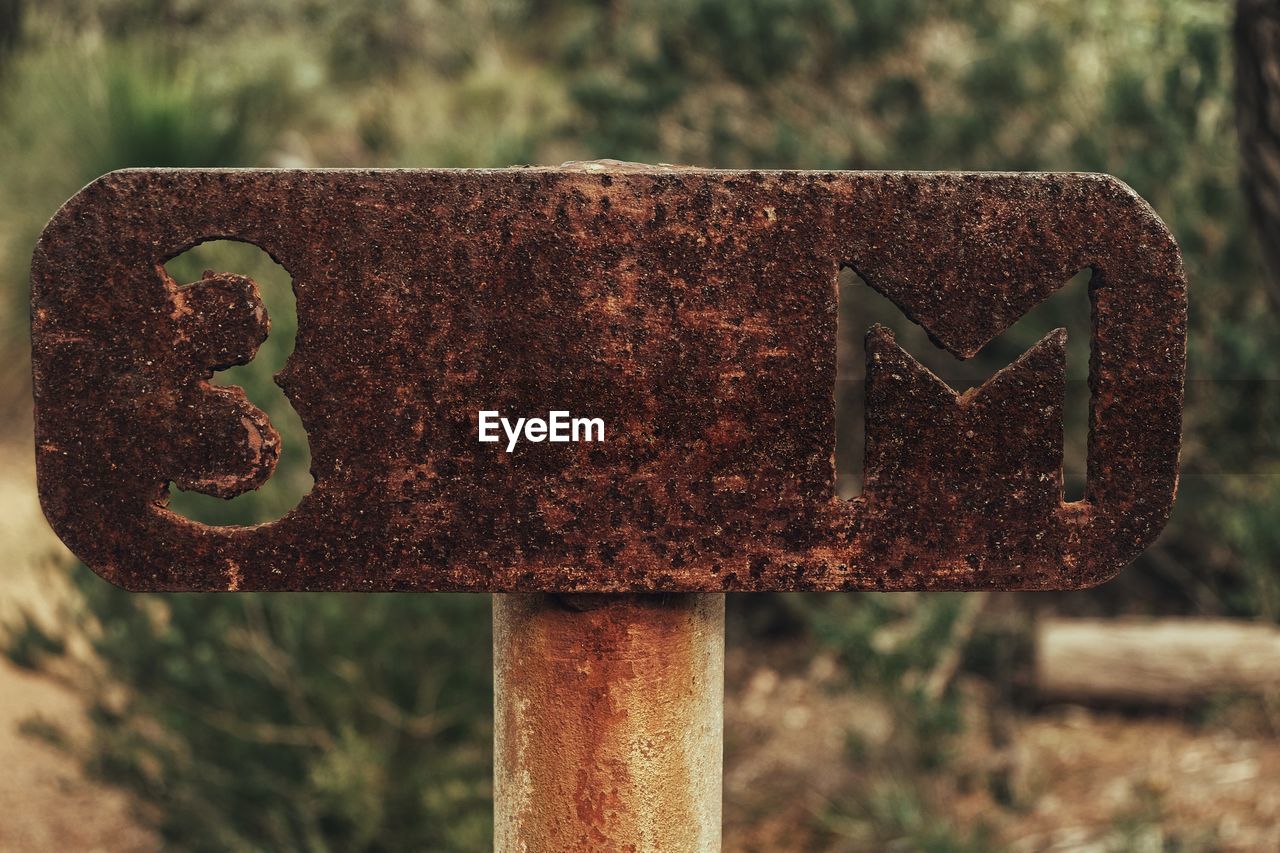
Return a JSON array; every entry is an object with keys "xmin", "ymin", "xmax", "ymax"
[
  {"xmin": 493, "ymin": 593, "xmax": 724, "ymax": 852},
  {"xmin": 31, "ymin": 167, "xmax": 1186, "ymax": 591}
]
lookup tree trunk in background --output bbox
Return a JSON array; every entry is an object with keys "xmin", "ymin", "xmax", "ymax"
[
  {"xmin": 1036, "ymin": 618, "xmax": 1280, "ymax": 705},
  {"xmin": 1236, "ymin": 0, "xmax": 1280, "ymax": 307},
  {"xmin": 0, "ymin": 0, "xmax": 25, "ymax": 58}
]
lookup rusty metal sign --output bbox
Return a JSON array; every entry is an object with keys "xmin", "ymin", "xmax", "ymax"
[{"xmin": 31, "ymin": 167, "xmax": 1185, "ymax": 592}]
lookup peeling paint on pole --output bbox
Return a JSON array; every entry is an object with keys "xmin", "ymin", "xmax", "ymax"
[{"xmin": 493, "ymin": 594, "xmax": 724, "ymax": 852}]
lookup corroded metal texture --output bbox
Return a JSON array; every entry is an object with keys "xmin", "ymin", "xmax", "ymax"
[
  {"xmin": 493, "ymin": 593, "xmax": 724, "ymax": 852},
  {"xmin": 31, "ymin": 167, "xmax": 1186, "ymax": 591}
]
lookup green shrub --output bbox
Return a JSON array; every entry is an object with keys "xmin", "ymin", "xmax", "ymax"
[
  {"xmin": 11, "ymin": 579, "xmax": 493, "ymax": 851},
  {"xmin": 0, "ymin": 37, "xmax": 304, "ymax": 357}
]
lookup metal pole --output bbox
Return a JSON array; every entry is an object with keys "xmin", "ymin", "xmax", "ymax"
[{"xmin": 493, "ymin": 593, "xmax": 725, "ymax": 852}]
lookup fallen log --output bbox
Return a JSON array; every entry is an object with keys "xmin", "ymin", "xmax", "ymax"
[{"xmin": 1035, "ymin": 617, "xmax": 1280, "ymax": 704}]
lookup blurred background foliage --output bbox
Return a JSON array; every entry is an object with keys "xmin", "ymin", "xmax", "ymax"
[{"xmin": 1, "ymin": 0, "xmax": 1277, "ymax": 850}]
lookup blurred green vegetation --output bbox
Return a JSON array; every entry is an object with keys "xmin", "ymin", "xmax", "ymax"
[
  {"xmin": 2, "ymin": 0, "xmax": 1278, "ymax": 850},
  {"xmin": 18, "ymin": 584, "xmax": 494, "ymax": 850}
]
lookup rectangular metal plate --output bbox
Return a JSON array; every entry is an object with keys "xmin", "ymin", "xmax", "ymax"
[{"xmin": 31, "ymin": 167, "xmax": 1185, "ymax": 591}]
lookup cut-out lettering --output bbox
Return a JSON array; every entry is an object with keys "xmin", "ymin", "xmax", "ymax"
[{"xmin": 31, "ymin": 169, "xmax": 1185, "ymax": 592}]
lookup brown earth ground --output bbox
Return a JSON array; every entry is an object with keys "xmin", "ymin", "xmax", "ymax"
[
  {"xmin": 1, "ymin": 442, "xmax": 1277, "ymax": 851},
  {"xmin": 722, "ymin": 649, "xmax": 1280, "ymax": 851},
  {"xmin": 0, "ymin": 441, "xmax": 155, "ymax": 851}
]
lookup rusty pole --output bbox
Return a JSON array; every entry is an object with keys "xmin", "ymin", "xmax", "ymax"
[{"xmin": 493, "ymin": 593, "xmax": 725, "ymax": 851}]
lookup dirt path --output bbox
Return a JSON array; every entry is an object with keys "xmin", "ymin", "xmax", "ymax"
[
  {"xmin": 998, "ymin": 709, "xmax": 1280, "ymax": 851},
  {"xmin": 0, "ymin": 443, "xmax": 156, "ymax": 851},
  {"xmin": 723, "ymin": 648, "xmax": 1280, "ymax": 852},
  {"xmin": 0, "ymin": 657, "xmax": 155, "ymax": 851}
]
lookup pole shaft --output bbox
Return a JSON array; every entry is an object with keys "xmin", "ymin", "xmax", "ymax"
[{"xmin": 493, "ymin": 593, "xmax": 725, "ymax": 852}]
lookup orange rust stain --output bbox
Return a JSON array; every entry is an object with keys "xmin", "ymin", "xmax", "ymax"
[{"xmin": 494, "ymin": 594, "xmax": 724, "ymax": 852}]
